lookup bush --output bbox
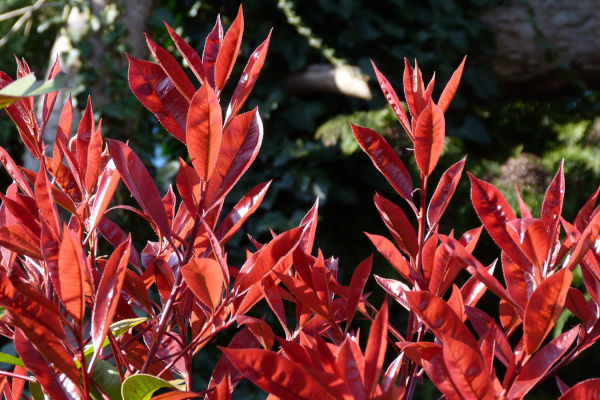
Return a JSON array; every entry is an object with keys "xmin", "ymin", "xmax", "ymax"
[{"xmin": 0, "ymin": 7, "xmax": 599, "ymax": 400}]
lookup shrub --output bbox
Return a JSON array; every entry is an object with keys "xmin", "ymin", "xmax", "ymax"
[{"xmin": 0, "ymin": 6, "xmax": 599, "ymax": 400}]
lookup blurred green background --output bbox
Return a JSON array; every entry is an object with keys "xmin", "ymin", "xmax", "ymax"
[{"xmin": 2, "ymin": 0, "xmax": 600, "ymax": 398}]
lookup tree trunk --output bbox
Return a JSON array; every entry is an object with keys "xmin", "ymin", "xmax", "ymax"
[{"xmin": 481, "ymin": 0, "xmax": 600, "ymax": 95}]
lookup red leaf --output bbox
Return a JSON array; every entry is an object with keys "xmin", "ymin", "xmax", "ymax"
[
  {"xmin": 515, "ymin": 184, "xmax": 533, "ymax": 219},
  {"xmin": 509, "ymin": 325, "xmax": 579, "ymax": 398},
  {"xmin": 202, "ymin": 16, "xmax": 223, "ymax": 89},
  {"xmin": 215, "ymin": 5, "xmax": 244, "ymax": 91},
  {"xmin": 373, "ymin": 193, "xmax": 418, "ymax": 258},
  {"xmin": 447, "ymin": 284, "xmax": 465, "ymax": 320},
  {"xmin": 57, "ymin": 227, "xmax": 85, "ymax": 323},
  {"xmin": 439, "ymin": 235, "xmax": 518, "ymax": 310},
  {"xmin": 234, "ymin": 227, "xmax": 304, "ymax": 294},
  {"xmin": 565, "ymin": 208, "xmax": 600, "ymax": 270},
  {"xmin": 469, "ymin": 173, "xmax": 533, "ymax": 273},
  {"xmin": 182, "ymin": 258, "xmax": 223, "ymax": 311},
  {"xmin": 370, "ymin": 61, "xmax": 411, "ymax": 138},
  {"xmin": 75, "ymin": 97, "xmax": 94, "ymax": 178},
  {"xmin": 558, "ymin": 378, "xmax": 600, "ymax": 400},
  {"xmin": 365, "ymin": 233, "xmax": 412, "ymax": 282},
  {"xmin": 442, "ymin": 337, "xmax": 497, "ymax": 400},
  {"xmin": 215, "ymin": 181, "xmax": 271, "ymax": 244},
  {"xmin": 0, "ymin": 224, "xmax": 42, "ymax": 259},
  {"xmin": 414, "ymin": 100, "xmax": 445, "ymax": 176},
  {"xmin": 437, "ymin": 56, "xmax": 466, "ymax": 112},
  {"xmin": 427, "ymin": 156, "xmax": 466, "ymax": 228},
  {"xmin": 460, "ymin": 261, "xmax": 496, "ymax": 308},
  {"xmin": 403, "ymin": 58, "xmax": 428, "ymax": 118},
  {"xmin": 541, "ymin": 161, "xmax": 565, "ymax": 239},
  {"xmin": 565, "ymin": 287, "xmax": 591, "ymax": 325},
  {"xmin": 14, "ymin": 329, "xmax": 82, "ymax": 400},
  {"xmin": 41, "ymin": 56, "xmax": 61, "ymax": 129},
  {"xmin": 0, "ymin": 146, "xmax": 33, "ymax": 196},
  {"xmin": 346, "ymin": 255, "xmax": 372, "ymax": 320},
  {"xmin": 220, "ymin": 348, "xmax": 339, "ymax": 400},
  {"xmin": 84, "ymin": 118, "xmax": 103, "ymax": 192},
  {"xmin": 501, "ymin": 251, "xmax": 531, "ymax": 311},
  {"xmin": 405, "ymin": 291, "xmax": 478, "ymax": 349},
  {"xmin": 336, "ymin": 336, "xmax": 366, "ymax": 399},
  {"xmin": 226, "ymin": 30, "xmax": 271, "ymax": 124},
  {"xmin": 176, "ymin": 158, "xmax": 201, "ymax": 214},
  {"xmin": 51, "ymin": 95, "xmax": 73, "ymax": 173},
  {"xmin": 298, "ymin": 198, "xmax": 319, "ymax": 254},
  {"xmin": 107, "ymin": 139, "xmax": 171, "ymax": 236},
  {"xmin": 91, "ymin": 237, "xmax": 131, "ymax": 367},
  {"xmin": 352, "ymin": 124, "xmax": 413, "ymax": 202},
  {"xmin": 523, "ymin": 268, "xmax": 572, "ymax": 354},
  {"xmin": 128, "ymin": 54, "xmax": 188, "ymax": 143},
  {"xmin": 506, "ymin": 218, "xmax": 549, "ymax": 270},
  {"xmin": 206, "ymin": 108, "xmax": 262, "ymax": 205},
  {"xmin": 34, "ymin": 167, "xmax": 61, "ymax": 240},
  {"xmin": 364, "ymin": 300, "xmax": 388, "ymax": 397},
  {"xmin": 164, "ymin": 22, "xmax": 205, "ymax": 83},
  {"xmin": 275, "ymin": 272, "xmax": 329, "ymax": 319},
  {"xmin": 146, "ymin": 34, "xmax": 196, "ymax": 100},
  {"xmin": 86, "ymin": 158, "xmax": 120, "ymax": 237},
  {"xmin": 236, "ymin": 315, "xmax": 275, "ymax": 350},
  {"xmin": 151, "ymin": 392, "xmax": 203, "ymax": 400},
  {"xmin": 187, "ymin": 83, "xmax": 223, "ymax": 181}
]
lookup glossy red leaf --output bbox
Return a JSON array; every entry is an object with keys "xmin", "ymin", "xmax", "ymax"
[
  {"xmin": 236, "ymin": 315, "xmax": 275, "ymax": 350},
  {"xmin": 420, "ymin": 345, "xmax": 463, "ymax": 399},
  {"xmin": 509, "ymin": 325, "xmax": 579, "ymax": 398},
  {"xmin": 164, "ymin": 22, "xmax": 205, "ymax": 82},
  {"xmin": 234, "ymin": 227, "xmax": 304, "ymax": 294},
  {"xmin": 414, "ymin": 100, "xmax": 445, "ymax": 176},
  {"xmin": 506, "ymin": 218, "xmax": 549, "ymax": 270},
  {"xmin": 90, "ymin": 237, "xmax": 131, "ymax": 368},
  {"xmin": 51, "ymin": 94, "xmax": 73, "ymax": 172},
  {"xmin": 298, "ymin": 198, "xmax": 319, "ymax": 254},
  {"xmin": 437, "ymin": 56, "xmax": 466, "ymax": 112},
  {"xmin": 364, "ymin": 300, "xmax": 388, "ymax": 397},
  {"xmin": 206, "ymin": 108, "xmax": 262, "ymax": 205},
  {"xmin": 515, "ymin": 184, "xmax": 533, "ymax": 219},
  {"xmin": 501, "ymin": 251, "xmax": 531, "ymax": 311},
  {"xmin": 107, "ymin": 139, "xmax": 171, "ymax": 236},
  {"xmin": 336, "ymin": 336, "xmax": 366, "ymax": 399},
  {"xmin": 558, "ymin": 378, "xmax": 600, "ymax": 400},
  {"xmin": 371, "ymin": 60, "xmax": 411, "ymax": 138},
  {"xmin": 14, "ymin": 329, "xmax": 82, "ymax": 400},
  {"xmin": 469, "ymin": 173, "xmax": 533, "ymax": 272},
  {"xmin": 220, "ymin": 348, "xmax": 339, "ymax": 400},
  {"xmin": 215, "ymin": 181, "xmax": 271, "ymax": 244},
  {"xmin": 182, "ymin": 258, "xmax": 223, "ymax": 311},
  {"xmin": 0, "ymin": 224, "xmax": 42, "ymax": 259},
  {"xmin": 201, "ymin": 219, "xmax": 230, "ymax": 287},
  {"xmin": 187, "ymin": 82, "xmax": 223, "ymax": 181},
  {"xmin": 275, "ymin": 272, "xmax": 329, "ymax": 319},
  {"xmin": 75, "ymin": 97, "xmax": 94, "ymax": 179},
  {"xmin": 442, "ymin": 336, "xmax": 497, "ymax": 400},
  {"xmin": 523, "ymin": 268, "xmax": 572, "ymax": 354},
  {"xmin": 405, "ymin": 291, "xmax": 478, "ymax": 349},
  {"xmin": 57, "ymin": 227, "xmax": 85, "ymax": 323},
  {"xmin": 464, "ymin": 306, "xmax": 512, "ymax": 367},
  {"xmin": 128, "ymin": 54, "xmax": 188, "ymax": 143},
  {"xmin": 86, "ymin": 158, "xmax": 120, "ymax": 237},
  {"xmin": 347, "ymin": 255, "xmax": 372, "ymax": 320},
  {"xmin": 403, "ymin": 58, "xmax": 428, "ymax": 118},
  {"xmin": 439, "ymin": 235, "xmax": 518, "ymax": 310},
  {"xmin": 0, "ymin": 193, "xmax": 39, "ymax": 238},
  {"xmin": 226, "ymin": 30, "xmax": 272, "ymax": 124},
  {"xmin": 427, "ymin": 156, "xmax": 466, "ymax": 228},
  {"xmin": 565, "ymin": 287, "xmax": 591, "ymax": 325},
  {"xmin": 41, "ymin": 56, "xmax": 61, "ymax": 128},
  {"xmin": 176, "ymin": 158, "xmax": 201, "ymax": 214},
  {"xmin": 447, "ymin": 284, "xmax": 465, "ymax": 320},
  {"xmin": 84, "ymin": 119, "xmax": 103, "ymax": 192},
  {"xmin": 151, "ymin": 392, "xmax": 203, "ymax": 400},
  {"xmin": 215, "ymin": 5, "xmax": 244, "ymax": 91},
  {"xmin": 565, "ymin": 208, "xmax": 600, "ymax": 270},
  {"xmin": 261, "ymin": 277, "xmax": 290, "ymax": 338},
  {"xmin": 373, "ymin": 193, "xmax": 418, "ymax": 257},
  {"xmin": 541, "ymin": 161, "xmax": 565, "ymax": 239},
  {"xmin": 203, "ymin": 16, "xmax": 223, "ymax": 89},
  {"xmin": 145, "ymin": 34, "xmax": 196, "ymax": 100},
  {"xmin": 0, "ymin": 146, "xmax": 33, "ymax": 196},
  {"xmin": 365, "ymin": 233, "xmax": 412, "ymax": 282},
  {"xmin": 460, "ymin": 261, "xmax": 495, "ymax": 308},
  {"xmin": 34, "ymin": 167, "xmax": 61, "ymax": 239},
  {"xmin": 352, "ymin": 124, "xmax": 413, "ymax": 202}
]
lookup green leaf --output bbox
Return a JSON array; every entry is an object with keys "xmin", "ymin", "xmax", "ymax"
[
  {"xmin": 29, "ymin": 382, "xmax": 44, "ymax": 400},
  {"xmin": 0, "ymin": 73, "xmax": 68, "ymax": 110},
  {"xmin": 84, "ymin": 317, "xmax": 148, "ymax": 358},
  {"xmin": 121, "ymin": 374, "xmax": 176, "ymax": 400},
  {"xmin": 0, "ymin": 351, "xmax": 24, "ymax": 367},
  {"xmin": 90, "ymin": 359, "xmax": 123, "ymax": 400}
]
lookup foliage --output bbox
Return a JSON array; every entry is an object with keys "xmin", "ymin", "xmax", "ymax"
[{"xmin": 1, "ymin": 6, "xmax": 600, "ymax": 400}]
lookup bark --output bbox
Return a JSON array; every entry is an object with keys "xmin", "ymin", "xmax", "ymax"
[{"xmin": 481, "ymin": 0, "xmax": 600, "ymax": 95}]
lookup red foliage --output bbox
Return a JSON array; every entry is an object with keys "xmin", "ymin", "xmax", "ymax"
[{"xmin": 0, "ymin": 6, "xmax": 598, "ymax": 399}]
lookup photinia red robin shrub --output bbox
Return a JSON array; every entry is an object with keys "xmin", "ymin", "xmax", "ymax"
[{"xmin": 0, "ymin": 5, "xmax": 599, "ymax": 400}]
